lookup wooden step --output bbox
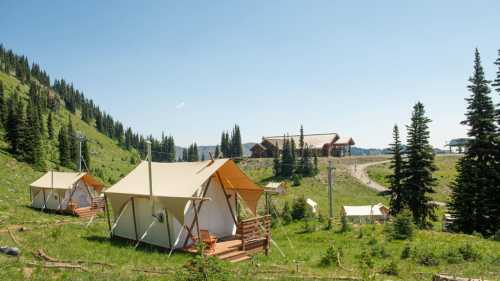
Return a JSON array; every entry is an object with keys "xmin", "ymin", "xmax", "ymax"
[
  {"xmin": 217, "ymin": 250, "xmax": 247, "ymax": 260},
  {"xmin": 229, "ymin": 255, "xmax": 251, "ymax": 263}
]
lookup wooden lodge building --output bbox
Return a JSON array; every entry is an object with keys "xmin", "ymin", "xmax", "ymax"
[{"xmin": 250, "ymin": 133, "xmax": 355, "ymax": 158}]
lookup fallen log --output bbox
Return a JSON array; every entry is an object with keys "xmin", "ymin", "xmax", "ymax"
[
  {"xmin": 25, "ymin": 261, "xmax": 88, "ymax": 272},
  {"xmin": 433, "ymin": 274, "xmax": 489, "ymax": 281},
  {"xmin": 34, "ymin": 249, "xmax": 112, "ymax": 267}
]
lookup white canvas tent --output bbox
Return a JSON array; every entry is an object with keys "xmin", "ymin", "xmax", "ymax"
[
  {"xmin": 306, "ymin": 198, "xmax": 318, "ymax": 214},
  {"xmin": 104, "ymin": 159, "xmax": 263, "ymax": 250},
  {"xmin": 264, "ymin": 182, "xmax": 286, "ymax": 195},
  {"xmin": 341, "ymin": 203, "xmax": 389, "ymax": 223},
  {"xmin": 30, "ymin": 171, "xmax": 104, "ymax": 211}
]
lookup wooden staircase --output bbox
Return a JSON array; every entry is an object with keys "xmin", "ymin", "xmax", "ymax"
[
  {"xmin": 213, "ymin": 240, "xmax": 251, "ymax": 263},
  {"xmin": 73, "ymin": 197, "xmax": 105, "ymax": 219}
]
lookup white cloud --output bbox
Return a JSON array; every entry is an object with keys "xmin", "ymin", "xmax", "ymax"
[{"xmin": 175, "ymin": 102, "xmax": 185, "ymax": 109}]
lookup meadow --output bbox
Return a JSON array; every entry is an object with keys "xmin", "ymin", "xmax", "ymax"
[{"xmin": 1, "ymin": 156, "xmax": 499, "ymax": 280}]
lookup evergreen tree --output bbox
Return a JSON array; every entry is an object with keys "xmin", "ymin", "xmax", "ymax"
[
  {"xmin": 388, "ymin": 125, "xmax": 405, "ymax": 215},
  {"xmin": 67, "ymin": 116, "xmax": 78, "ymax": 165},
  {"xmin": 214, "ymin": 145, "xmax": 220, "ymax": 158},
  {"xmin": 273, "ymin": 146, "xmax": 281, "ymax": 177},
  {"xmin": 47, "ymin": 112, "xmax": 54, "ymax": 140},
  {"xmin": 22, "ymin": 100, "xmax": 44, "ymax": 169},
  {"xmin": 81, "ymin": 138, "xmax": 90, "ymax": 170},
  {"xmin": 450, "ymin": 49, "xmax": 500, "ymax": 235},
  {"xmin": 299, "ymin": 125, "xmax": 305, "ymax": 157},
  {"xmin": 280, "ymin": 137, "xmax": 295, "ymax": 177},
  {"xmin": 220, "ymin": 131, "xmax": 230, "ymax": 157},
  {"xmin": 182, "ymin": 148, "xmax": 188, "ymax": 162},
  {"xmin": 58, "ymin": 125, "xmax": 70, "ymax": 167},
  {"xmin": 0, "ymin": 81, "xmax": 6, "ymax": 127},
  {"xmin": 313, "ymin": 154, "xmax": 319, "ymax": 175},
  {"xmin": 300, "ymin": 145, "xmax": 314, "ymax": 176},
  {"xmin": 6, "ymin": 93, "xmax": 25, "ymax": 155},
  {"xmin": 230, "ymin": 125, "xmax": 243, "ymax": 157},
  {"xmin": 402, "ymin": 102, "xmax": 436, "ymax": 228}
]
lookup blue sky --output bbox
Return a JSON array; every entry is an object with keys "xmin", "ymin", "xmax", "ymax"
[{"xmin": 1, "ymin": 1, "xmax": 499, "ymax": 148}]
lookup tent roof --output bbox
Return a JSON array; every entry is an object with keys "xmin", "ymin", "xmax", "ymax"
[
  {"xmin": 30, "ymin": 171, "xmax": 104, "ymax": 191},
  {"xmin": 265, "ymin": 182, "xmax": 284, "ymax": 189},
  {"xmin": 334, "ymin": 137, "xmax": 355, "ymax": 146},
  {"xmin": 343, "ymin": 203, "xmax": 387, "ymax": 216},
  {"xmin": 105, "ymin": 159, "xmax": 262, "ymax": 199}
]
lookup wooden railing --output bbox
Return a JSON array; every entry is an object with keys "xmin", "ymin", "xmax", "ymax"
[{"xmin": 236, "ymin": 215, "xmax": 271, "ymax": 254}]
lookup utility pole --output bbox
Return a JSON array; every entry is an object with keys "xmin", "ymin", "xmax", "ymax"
[{"xmin": 327, "ymin": 158, "xmax": 334, "ymax": 229}]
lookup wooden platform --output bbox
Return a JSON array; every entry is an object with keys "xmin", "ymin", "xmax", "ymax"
[
  {"xmin": 184, "ymin": 239, "xmax": 253, "ymax": 263},
  {"xmin": 74, "ymin": 197, "xmax": 105, "ymax": 219}
]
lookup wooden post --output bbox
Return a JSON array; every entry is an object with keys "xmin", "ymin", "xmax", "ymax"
[
  {"xmin": 165, "ymin": 209, "xmax": 172, "ymax": 249},
  {"xmin": 215, "ymin": 172, "xmax": 237, "ymax": 225},
  {"xmin": 192, "ymin": 200, "xmax": 201, "ymax": 244},
  {"xmin": 182, "ymin": 178, "xmax": 212, "ymax": 248},
  {"xmin": 131, "ymin": 197, "xmax": 139, "ymax": 241},
  {"xmin": 104, "ymin": 194, "xmax": 112, "ymax": 236}
]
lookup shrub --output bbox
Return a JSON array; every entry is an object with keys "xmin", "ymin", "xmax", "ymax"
[
  {"xmin": 494, "ymin": 230, "xmax": 500, "ymax": 242},
  {"xmin": 444, "ymin": 248, "xmax": 463, "ymax": 264},
  {"xmin": 400, "ymin": 244, "xmax": 411, "ymax": 259},
  {"xmin": 291, "ymin": 196, "xmax": 308, "ymax": 220},
  {"xmin": 177, "ymin": 243, "xmax": 230, "ymax": 281},
  {"xmin": 301, "ymin": 216, "xmax": 316, "ymax": 233},
  {"xmin": 458, "ymin": 243, "xmax": 481, "ymax": 261},
  {"xmin": 390, "ymin": 209, "xmax": 415, "ymax": 240},
  {"xmin": 319, "ymin": 245, "xmax": 338, "ymax": 267},
  {"xmin": 358, "ymin": 249, "xmax": 374, "ymax": 269},
  {"xmin": 340, "ymin": 215, "xmax": 350, "ymax": 232},
  {"xmin": 357, "ymin": 228, "xmax": 364, "ymax": 239},
  {"xmin": 291, "ymin": 173, "xmax": 301, "ymax": 186},
  {"xmin": 380, "ymin": 260, "xmax": 399, "ymax": 276},
  {"xmin": 415, "ymin": 248, "xmax": 439, "ymax": 266},
  {"xmin": 281, "ymin": 201, "xmax": 292, "ymax": 225}
]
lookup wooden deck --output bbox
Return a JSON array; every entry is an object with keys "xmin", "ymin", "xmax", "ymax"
[{"xmin": 184, "ymin": 238, "xmax": 252, "ymax": 263}]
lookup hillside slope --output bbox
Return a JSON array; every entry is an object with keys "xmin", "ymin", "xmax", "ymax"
[{"xmin": 0, "ymin": 70, "xmax": 139, "ymax": 223}]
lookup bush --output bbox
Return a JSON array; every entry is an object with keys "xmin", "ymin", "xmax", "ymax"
[
  {"xmin": 281, "ymin": 201, "xmax": 292, "ymax": 225},
  {"xmin": 390, "ymin": 210, "xmax": 415, "ymax": 240},
  {"xmin": 415, "ymin": 248, "xmax": 439, "ymax": 266},
  {"xmin": 444, "ymin": 248, "xmax": 463, "ymax": 264},
  {"xmin": 301, "ymin": 216, "xmax": 316, "ymax": 233},
  {"xmin": 458, "ymin": 243, "xmax": 481, "ymax": 261},
  {"xmin": 340, "ymin": 215, "xmax": 350, "ymax": 232},
  {"xmin": 291, "ymin": 196, "xmax": 308, "ymax": 220},
  {"xmin": 291, "ymin": 173, "xmax": 302, "ymax": 186},
  {"xmin": 400, "ymin": 244, "xmax": 411, "ymax": 259},
  {"xmin": 177, "ymin": 243, "xmax": 230, "ymax": 281},
  {"xmin": 494, "ymin": 230, "xmax": 500, "ymax": 242},
  {"xmin": 319, "ymin": 245, "xmax": 338, "ymax": 267},
  {"xmin": 357, "ymin": 228, "xmax": 364, "ymax": 239},
  {"xmin": 380, "ymin": 260, "xmax": 399, "ymax": 276}
]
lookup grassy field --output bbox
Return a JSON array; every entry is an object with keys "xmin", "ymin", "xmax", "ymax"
[
  {"xmin": 366, "ymin": 155, "xmax": 461, "ymax": 203},
  {"xmin": 1, "ymin": 156, "xmax": 499, "ymax": 280}
]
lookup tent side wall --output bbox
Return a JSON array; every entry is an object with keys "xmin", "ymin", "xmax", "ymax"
[
  {"xmin": 107, "ymin": 176, "xmax": 238, "ymax": 249},
  {"xmin": 31, "ymin": 187, "xmax": 68, "ymax": 210}
]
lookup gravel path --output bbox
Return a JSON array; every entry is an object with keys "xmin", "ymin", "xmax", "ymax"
[{"xmin": 348, "ymin": 160, "xmax": 446, "ymax": 207}]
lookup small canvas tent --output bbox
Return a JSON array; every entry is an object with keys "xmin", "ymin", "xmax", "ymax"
[
  {"xmin": 30, "ymin": 171, "xmax": 104, "ymax": 212},
  {"xmin": 341, "ymin": 203, "xmax": 389, "ymax": 223},
  {"xmin": 264, "ymin": 182, "xmax": 286, "ymax": 195},
  {"xmin": 104, "ymin": 159, "xmax": 264, "ymax": 250}
]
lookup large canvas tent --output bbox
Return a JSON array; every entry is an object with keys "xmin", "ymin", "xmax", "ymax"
[
  {"xmin": 341, "ymin": 203, "xmax": 389, "ymax": 223},
  {"xmin": 30, "ymin": 171, "xmax": 104, "ymax": 211},
  {"xmin": 104, "ymin": 159, "xmax": 264, "ymax": 250}
]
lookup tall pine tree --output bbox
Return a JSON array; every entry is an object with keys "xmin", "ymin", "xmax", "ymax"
[
  {"xmin": 450, "ymin": 49, "xmax": 499, "ymax": 235},
  {"xmin": 81, "ymin": 138, "xmax": 90, "ymax": 170},
  {"xmin": 0, "ymin": 81, "xmax": 6, "ymax": 127},
  {"xmin": 58, "ymin": 125, "xmax": 71, "ymax": 167},
  {"xmin": 402, "ymin": 102, "xmax": 436, "ymax": 228},
  {"xmin": 47, "ymin": 112, "xmax": 54, "ymax": 140},
  {"xmin": 388, "ymin": 125, "xmax": 404, "ymax": 215}
]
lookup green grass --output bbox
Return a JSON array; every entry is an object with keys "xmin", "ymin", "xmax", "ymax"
[
  {"xmin": 1, "ymin": 70, "xmax": 498, "ymax": 279},
  {"xmin": 1, "ymin": 157, "xmax": 499, "ymax": 280},
  {"xmin": 366, "ymin": 155, "xmax": 461, "ymax": 203}
]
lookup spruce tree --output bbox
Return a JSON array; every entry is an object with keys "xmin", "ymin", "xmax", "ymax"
[
  {"xmin": 301, "ymin": 145, "xmax": 314, "ymax": 176},
  {"xmin": 182, "ymin": 148, "xmax": 188, "ymax": 162},
  {"xmin": 58, "ymin": 125, "xmax": 70, "ymax": 167},
  {"xmin": 313, "ymin": 154, "xmax": 319, "ymax": 175},
  {"xmin": 47, "ymin": 112, "xmax": 54, "ymax": 140},
  {"xmin": 0, "ymin": 81, "xmax": 6, "ymax": 127},
  {"xmin": 214, "ymin": 145, "xmax": 220, "ymax": 158},
  {"xmin": 81, "ymin": 138, "xmax": 90, "ymax": 170},
  {"xmin": 230, "ymin": 125, "xmax": 243, "ymax": 157},
  {"xmin": 388, "ymin": 125, "xmax": 405, "ymax": 215},
  {"xmin": 6, "ymin": 93, "xmax": 25, "ymax": 156},
  {"xmin": 67, "ymin": 116, "xmax": 78, "ymax": 164},
  {"xmin": 23, "ymin": 100, "xmax": 44, "ymax": 169},
  {"xmin": 402, "ymin": 102, "xmax": 436, "ymax": 228},
  {"xmin": 280, "ymin": 137, "xmax": 295, "ymax": 177},
  {"xmin": 450, "ymin": 49, "xmax": 499, "ymax": 235}
]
